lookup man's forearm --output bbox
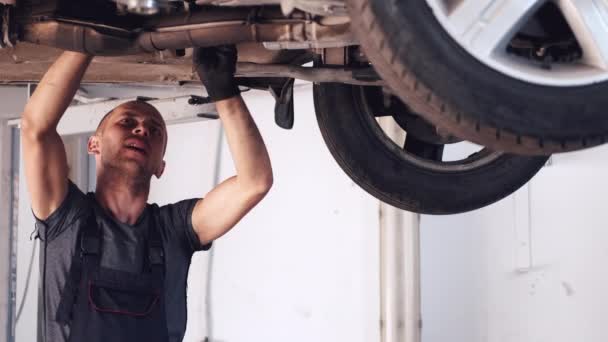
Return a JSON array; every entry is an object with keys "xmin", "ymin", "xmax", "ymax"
[
  {"xmin": 216, "ymin": 95, "xmax": 273, "ymax": 191},
  {"xmin": 22, "ymin": 51, "xmax": 93, "ymax": 133}
]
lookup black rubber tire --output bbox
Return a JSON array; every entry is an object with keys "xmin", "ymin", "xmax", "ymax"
[
  {"xmin": 346, "ymin": 0, "xmax": 608, "ymax": 155},
  {"xmin": 313, "ymin": 83, "xmax": 549, "ymax": 214}
]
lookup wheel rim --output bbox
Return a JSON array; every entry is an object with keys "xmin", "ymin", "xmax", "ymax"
[
  {"xmin": 424, "ymin": 0, "xmax": 608, "ymax": 86},
  {"xmin": 357, "ymin": 87, "xmax": 505, "ymax": 172}
]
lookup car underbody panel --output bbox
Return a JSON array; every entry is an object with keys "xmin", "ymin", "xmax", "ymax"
[
  {"xmin": 0, "ymin": 0, "xmax": 365, "ymax": 84},
  {"xmin": 0, "ymin": 43, "xmax": 191, "ymax": 83},
  {"xmin": 0, "ymin": 42, "xmax": 381, "ymax": 86}
]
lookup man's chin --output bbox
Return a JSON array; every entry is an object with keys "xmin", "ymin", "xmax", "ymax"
[{"xmin": 108, "ymin": 159, "xmax": 153, "ymax": 180}]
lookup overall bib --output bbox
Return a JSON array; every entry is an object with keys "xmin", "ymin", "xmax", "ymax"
[{"xmin": 55, "ymin": 207, "xmax": 169, "ymax": 342}]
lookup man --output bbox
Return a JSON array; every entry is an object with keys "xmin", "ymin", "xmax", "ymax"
[{"xmin": 21, "ymin": 46, "xmax": 273, "ymax": 342}]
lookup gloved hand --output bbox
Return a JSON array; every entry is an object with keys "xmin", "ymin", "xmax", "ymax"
[{"xmin": 193, "ymin": 45, "xmax": 240, "ymax": 102}]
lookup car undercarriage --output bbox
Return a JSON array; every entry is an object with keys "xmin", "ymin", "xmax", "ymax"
[{"xmin": 2, "ymin": 0, "xmax": 606, "ymax": 213}]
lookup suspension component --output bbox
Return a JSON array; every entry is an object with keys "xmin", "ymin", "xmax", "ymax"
[{"xmin": 0, "ymin": 3, "xmax": 15, "ymax": 48}]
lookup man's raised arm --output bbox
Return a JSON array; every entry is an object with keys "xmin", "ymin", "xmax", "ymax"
[
  {"xmin": 191, "ymin": 46, "xmax": 273, "ymax": 245},
  {"xmin": 21, "ymin": 51, "xmax": 93, "ymax": 220}
]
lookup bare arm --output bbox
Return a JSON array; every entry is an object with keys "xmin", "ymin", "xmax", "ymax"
[
  {"xmin": 21, "ymin": 51, "xmax": 93, "ymax": 219},
  {"xmin": 192, "ymin": 95, "xmax": 273, "ymax": 244}
]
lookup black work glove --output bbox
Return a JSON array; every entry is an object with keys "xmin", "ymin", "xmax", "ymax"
[{"xmin": 193, "ymin": 45, "xmax": 240, "ymax": 102}]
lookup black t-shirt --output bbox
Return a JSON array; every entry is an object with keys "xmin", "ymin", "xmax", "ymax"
[{"xmin": 34, "ymin": 181, "xmax": 211, "ymax": 342}]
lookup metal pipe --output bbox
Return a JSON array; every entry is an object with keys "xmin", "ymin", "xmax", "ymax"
[
  {"xmin": 0, "ymin": 119, "xmax": 15, "ymax": 342},
  {"xmin": 19, "ymin": 7, "xmax": 353, "ymax": 56},
  {"xmin": 144, "ymin": 6, "xmax": 291, "ymax": 29},
  {"xmin": 378, "ymin": 198, "xmax": 422, "ymax": 342},
  {"xmin": 137, "ymin": 21, "xmax": 351, "ymax": 52},
  {"xmin": 377, "ymin": 118, "xmax": 421, "ymax": 342},
  {"xmin": 236, "ymin": 62, "xmax": 384, "ymax": 86},
  {"xmin": 20, "ymin": 21, "xmax": 140, "ymax": 56}
]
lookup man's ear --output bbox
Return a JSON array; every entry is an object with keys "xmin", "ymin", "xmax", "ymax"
[
  {"xmin": 154, "ymin": 160, "xmax": 166, "ymax": 179},
  {"xmin": 88, "ymin": 135, "xmax": 101, "ymax": 155}
]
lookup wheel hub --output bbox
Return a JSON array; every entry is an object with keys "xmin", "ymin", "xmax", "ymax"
[{"xmin": 425, "ymin": 0, "xmax": 608, "ymax": 86}]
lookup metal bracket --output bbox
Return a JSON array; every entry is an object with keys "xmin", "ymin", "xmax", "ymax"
[
  {"xmin": 0, "ymin": 5, "xmax": 5, "ymax": 49},
  {"xmin": 188, "ymin": 95, "xmax": 212, "ymax": 105},
  {"xmin": 135, "ymin": 96, "xmax": 158, "ymax": 102},
  {"xmin": 322, "ymin": 47, "xmax": 349, "ymax": 66},
  {"xmin": 269, "ymin": 78, "xmax": 295, "ymax": 130},
  {"xmin": 352, "ymin": 67, "xmax": 381, "ymax": 82}
]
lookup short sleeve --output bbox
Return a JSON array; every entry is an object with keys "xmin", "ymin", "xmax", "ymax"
[
  {"xmin": 157, "ymin": 198, "xmax": 212, "ymax": 253},
  {"xmin": 33, "ymin": 180, "xmax": 89, "ymax": 242}
]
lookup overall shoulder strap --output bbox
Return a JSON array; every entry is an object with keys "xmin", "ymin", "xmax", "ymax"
[
  {"xmin": 55, "ymin": 195, "xmax": 101, "ymax": 324},
  {"xmin": 146, "ymin": 216, "xmax": 165, "ymax": 286}
]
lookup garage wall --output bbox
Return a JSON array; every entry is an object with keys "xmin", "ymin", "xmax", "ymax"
[
  {"xmin": 11, "ymin": 84, "xmax": 381, "ymax": 342},
  {"xmin": 0, "ymin": 87, "xmax": 28, "ymax": 120},
  {"xmin": 421, "ymin": 146, "xmax": 608, "ymax": 342}
]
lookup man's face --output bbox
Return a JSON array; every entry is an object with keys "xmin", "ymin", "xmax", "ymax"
[{"xmin": 89, "ymin": 101, "xmax": 167, "ymax": 180}]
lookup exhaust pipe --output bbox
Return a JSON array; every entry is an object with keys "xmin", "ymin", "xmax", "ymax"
[
  {"xmin": 19, "ymin": 7, "xmax": 353, "ymax": 56},
  {"xmin": 21, "ymin": 21, "xmax": 140, "ymax": 55}
]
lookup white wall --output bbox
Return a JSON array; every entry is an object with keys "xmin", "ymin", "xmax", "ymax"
[
  {"xmin": 421, "ymin": 145, "xmax": 608, "ymax": 342},
  {"xmin": 210, "ymin": 88, "xmax": 380, "ymax": 342},
  {"xmin": 0, "ymin": 86, "xmax": 27, "ymax": 120}
]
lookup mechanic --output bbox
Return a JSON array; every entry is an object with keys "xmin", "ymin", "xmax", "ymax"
[{"xmin": 20, "ymin": 45, "xmax": 273, "ymax": 342}]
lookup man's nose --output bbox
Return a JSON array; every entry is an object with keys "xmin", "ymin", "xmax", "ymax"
[{"xmin": 133, "ymin": 125, "xmax": 149, "ymax": 137}]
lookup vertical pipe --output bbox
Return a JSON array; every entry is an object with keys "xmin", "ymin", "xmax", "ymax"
[
  {"xmin": 378, "ymin": 118, "xmax": 422, "ymax": 342},
  {"xmin": 204, "ymin": 122, "xmax": 224, "ymax": 341},
  {"xmin": 6, "ymin": 126, "xmax": 18, "ymax": 342},
  {"xmin": 379, "ymin": 204, "xmax": 421, "ymax": 342},
  {"xmin": 0, "ymin": 121, "xmax": 11, "ymax": 342}
]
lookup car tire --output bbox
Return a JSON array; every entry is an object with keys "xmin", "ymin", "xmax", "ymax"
[
  {"xmin": 346, "ymin": 0, "xmax": 608, "ymax": 155},
  {"xmin": 313, "ymin": 83, "xmax": 549, "ymax": 214}
]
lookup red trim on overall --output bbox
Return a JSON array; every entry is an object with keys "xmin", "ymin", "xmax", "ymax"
[{"xmin": 88, "ymin": 280, "xmax": 160, "ymax": 317}]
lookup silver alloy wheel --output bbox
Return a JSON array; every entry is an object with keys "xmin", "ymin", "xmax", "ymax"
[{"xmin": 425, "ymin": 0, "xmax": 608, "ymax": 86}]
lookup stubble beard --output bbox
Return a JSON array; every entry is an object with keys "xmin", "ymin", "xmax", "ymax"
[{"xmin": 101, "ymin": 151, "xmax": 152, "ymax": 191}]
